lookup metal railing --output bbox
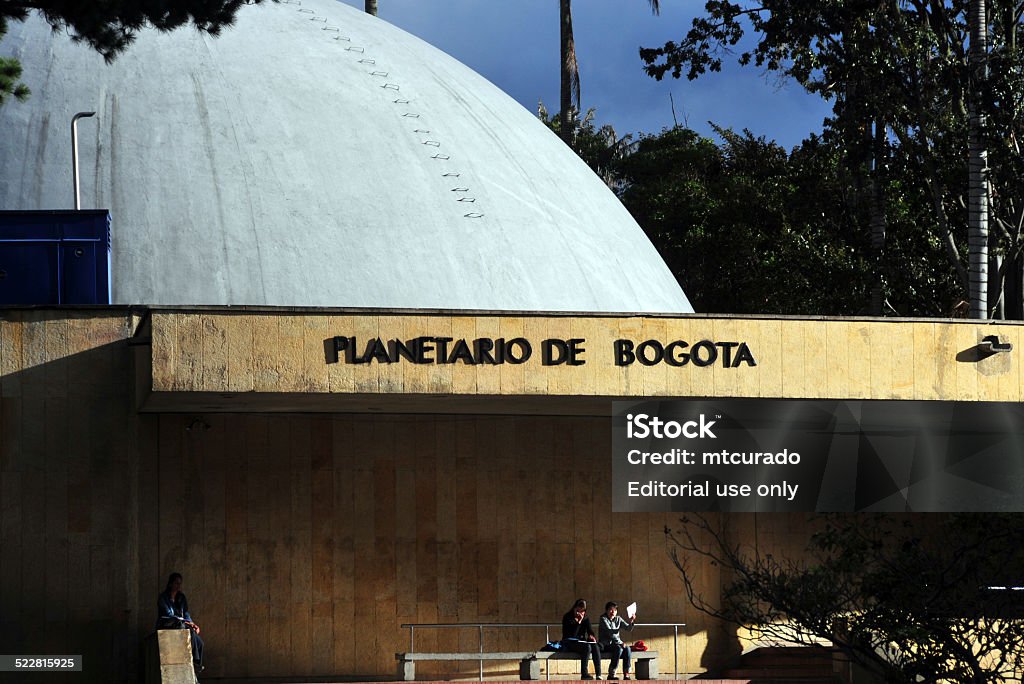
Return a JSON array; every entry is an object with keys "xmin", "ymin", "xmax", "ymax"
[{"xmin": 399, "ymin": 622, "xmax": 686, "ymax": 680}]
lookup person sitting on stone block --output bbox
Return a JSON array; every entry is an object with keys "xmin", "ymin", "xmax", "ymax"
[{"xmin": 157, "ymin": 572, "xmax": 204, "ymax": 673}]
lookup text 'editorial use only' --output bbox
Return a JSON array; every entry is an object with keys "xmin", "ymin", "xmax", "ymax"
[{"xmin": 611, "ymin": 399, "xmax": 1024, "ymax": 513}]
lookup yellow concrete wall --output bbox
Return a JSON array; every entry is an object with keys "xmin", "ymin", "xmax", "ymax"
[
  {"xmin": 0, "ymin": 310, "xmax": 143, "ymax": 682},
  {"xmin": 152, "ymin": 412, "xmax": 749, "ymax": 679},
  {"xmin": 150, "ymin": 312, "xmax": 1024, "ymax": 401},
  {"xmin": 5, "ymin": 309, "xmax": 1019, "ymax": 681},
  {"xmin": 5, "ymin": 310, "xmax": 753, "ymax": 680}
]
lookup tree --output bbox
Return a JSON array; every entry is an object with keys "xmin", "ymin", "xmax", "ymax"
[
  {"xmin": 666, "ymin": 513, "xmax": 1024, "ymax": 684},
  {"xmin": 540, "ymin": 99, "xmax": 959, "ymax": 315},
  {"xmin": 364, "ymin": 0, "xmax": 378, "ymax": 16},
  {"xmin": 0, "ymin": 0, "xmax": 270, "ymax": 105},
  {"xmin": 640, "ymin": 1, "xmax": 1024, "ymax": 318},
  {"xmin": 558, "ymin": 0, "xmax": 660, "ymax": 145},
  {"xmin": 0, "ymin": 46, "xmax": 30, "ymax": 103},
  {"xmin": 559, "ymin": 0, "xmax": 578, "ymax": 145},
  {"xmin": 536, "ymin": 105, "xmax": 887, "ymax": 314},
  {"xmin": 968, "ymin": 0, "xmax": 989, "ymax": 318},
  {"xmin": 615, "ymin": 125, "xmax": 872, "ymax": 314},
  {"xmin": 537, "ymin": 101, "xmax": 635, "ymax": 190}
]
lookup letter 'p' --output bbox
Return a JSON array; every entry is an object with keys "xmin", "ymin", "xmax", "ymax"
[{"xmin": 326, "ymin": 336, "xmax": 351, "ymax": 364}]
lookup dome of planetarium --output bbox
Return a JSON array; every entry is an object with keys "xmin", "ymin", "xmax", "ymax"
[{"xmin": 0, "ymin": 0, "xmax": 693, "ymax": 312}]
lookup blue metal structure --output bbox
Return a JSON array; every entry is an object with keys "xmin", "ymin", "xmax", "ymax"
[{"xmin": 0, "ymin": 210, "xmax": 112, "ymax": 305}]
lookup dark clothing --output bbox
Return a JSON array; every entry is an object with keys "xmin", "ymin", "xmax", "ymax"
[
  {"xmin": 156, "ymin": 590, "xmax": 204, "ymax": 668},
  {"xmin": 601, "ymin": 642, "xmax": 631, "ymax": 676},
  {"xmin": 562, "ymin": 639, "xmax": 602, "ymax": 677},
  {"xmin": 561, "ymin": 610, "xmax": 601, "ymax": 677},
  {"xmin": 156, "ymin": 590, "xmax": 192, "ymax": 629},
  {"xmin": 562, "ymin": 610, "xmax": 595, "ymax": 641}
]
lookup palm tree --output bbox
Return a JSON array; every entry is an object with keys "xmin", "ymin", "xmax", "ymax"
[
  {"xmin": 559, "ymin": 1, "xmax": 660, "ymax": 145},
  {"xmin": 559, "ymin": 0, "xmax": 578, "ymax": 144},
  {"xmin": 967, "ymin": 0, "xmax": 988, "ymax": 318}
]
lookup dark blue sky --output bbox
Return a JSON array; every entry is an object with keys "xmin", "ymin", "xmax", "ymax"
[{"xmin": 339, "ymin": 0, "xmax": 833, "ymax": 149}]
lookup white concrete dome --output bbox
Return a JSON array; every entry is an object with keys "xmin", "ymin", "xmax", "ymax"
[{"xmin": 0, "ymin": 0, "xmax": 692, "ymax": 312}]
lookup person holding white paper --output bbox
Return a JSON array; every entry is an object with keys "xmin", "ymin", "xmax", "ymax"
[{"xmin": 598, "ymin": 601, "xmax": 636, "ymax": 680}]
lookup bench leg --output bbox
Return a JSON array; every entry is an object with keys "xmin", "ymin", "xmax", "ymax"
[
  {"xmin": 520, "ymin": 658, "xmax": 541, "ymax": 680},
  {"xmin": 398, "ymin": 659, "xmax": 415, "ymax": 681},
  {"xmin": 636, "ymin": 658, "xmax": 657, "ymax": 680}
]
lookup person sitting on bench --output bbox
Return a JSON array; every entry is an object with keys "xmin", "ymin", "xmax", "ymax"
[
  {"xmin": 561, "ymin": 598, "xmax": 602, "ymax": 680},
  {"xmin": 599, "ymin": 602, "xmax": 635, "ymax": 680}
]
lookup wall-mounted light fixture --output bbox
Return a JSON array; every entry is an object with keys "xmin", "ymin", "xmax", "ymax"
[{"xmin": 980, "ymin": 335, "xmax": 1013, "ymax": 354}]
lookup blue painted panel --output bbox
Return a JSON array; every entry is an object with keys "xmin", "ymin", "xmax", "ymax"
[
  {"xmin": 0, "ymin": 210, "xmax": 111, "ymax": 305},
  {"xmin": 0, "ymin": 242, "xmax": 60, "ymax": 304}
]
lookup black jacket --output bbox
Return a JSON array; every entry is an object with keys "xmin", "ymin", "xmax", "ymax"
[{"xmin": 562, "ymin": 610, "xmax": 595, "ymax": 640}]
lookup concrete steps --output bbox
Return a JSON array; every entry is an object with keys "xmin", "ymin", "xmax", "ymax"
[{"xmin": 716, "ymin": 646, "xmax": 845, "ymax": 684}]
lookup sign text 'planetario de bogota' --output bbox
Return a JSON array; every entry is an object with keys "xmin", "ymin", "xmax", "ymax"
[{"xmin": 326, "ymin": 336, "xmax": 757, "ymax": 368}]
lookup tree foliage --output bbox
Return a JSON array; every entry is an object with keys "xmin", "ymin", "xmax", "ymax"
[
  {"xmin": 0, "ymin": 0, "xmax": 269, "ymax": 105},
  {"xmin": 667, "ymin": 513, "xmax": 1024, "ymax": 684},
  {"xmin": 537, "ymin": 101, "xmax": 636, "ymax": 191},
  {"xmin": 538, "ymin": 102, "xmax": 963, "ymax": 315},
  {"xmin": 0, "ymin": 51, "xmax": 29, "ymax": 103},
  {"xmin": 640, "ymin": 1, "xmax": 1024, "ymax": 318},
  {"xmin": 617, "ymin": 126, "xmax": 870, "ymax": 314}
]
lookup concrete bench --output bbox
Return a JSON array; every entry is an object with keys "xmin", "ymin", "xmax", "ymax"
[
  {"xmin": 395, "ymin": 649, "xmax": 659, "ymax": 681},
  {"xmin": 396, "ymin": 651, "xmax": 535, "ymax": 680},
  {"xmin": 523, "ymin": 649, "xmax": 659, "ymax": 680},
  {"xmin": 144, "ymin": 630, "xmax": 198, "ymax": 684}
]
